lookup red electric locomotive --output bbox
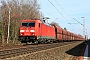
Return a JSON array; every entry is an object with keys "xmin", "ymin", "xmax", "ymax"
[{"xmin": 19, "ymin": 19, "xmax": 55, "ymax": 44}]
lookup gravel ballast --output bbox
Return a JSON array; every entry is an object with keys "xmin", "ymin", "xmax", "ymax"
[{"xmin": 4, "ymin": 41, "xmax": 84, "ymax": 60}]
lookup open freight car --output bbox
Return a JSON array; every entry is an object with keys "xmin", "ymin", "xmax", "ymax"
[
  {"xmin": 51, "ymin": 24, "xmax": 63, "ymax": 42},
  {"xmin": 51, "ymin": 24, "xmax": 85, "ymax": 41}
]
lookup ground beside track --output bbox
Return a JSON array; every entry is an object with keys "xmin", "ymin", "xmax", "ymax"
[
  {"xmin": 73, "ymin": 40, "xmax": 90, "ymax": 60},
  {"xmin": 66, "ymin": 41, "xmax": 86, "ymax": 60},
  {"xmin": 2, "ymin": 41, "xmax": 84, "ymax": 60}
]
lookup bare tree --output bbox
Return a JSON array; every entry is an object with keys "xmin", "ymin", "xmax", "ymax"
[
  {"xmin": 20, "ymin": 0, "xmax": 41, "ymax": 19},
  {"xmin": 0, "ymin": 0, "xmax": 43, "ymax": 45}
]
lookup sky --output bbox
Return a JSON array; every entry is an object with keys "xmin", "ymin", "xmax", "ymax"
[
  {"xmin": 38, "ymin": 0, "xmax": 90, "ymax": 39},
  {"xmin": 0, "ymin": 0, "xmax": 89, "ymax": 39}
]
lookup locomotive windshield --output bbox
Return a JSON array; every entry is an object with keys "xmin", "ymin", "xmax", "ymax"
[{"xmin": 22, "ymin": 22, "xmax": 35, "ymax": 27}]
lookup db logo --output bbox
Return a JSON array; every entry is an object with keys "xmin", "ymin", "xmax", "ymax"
[{"xmin": 26, "ymin": 30, "xmax": 29, "ymax": 32}]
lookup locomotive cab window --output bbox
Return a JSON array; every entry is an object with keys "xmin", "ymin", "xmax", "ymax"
[
  {"xmin": 22, "ymin": 22, "xmax": 35, "ymax": 27},
  {"xmin": 29, "ymin": 22, "xmax": 35, "ymax": 27},
  {"xmin": 22, "ymin": 22, "xmax": 28, "ymax": 26},
  {"xmin": 39, "ymin": 23, "xmax": 40, "ymax": 27}
]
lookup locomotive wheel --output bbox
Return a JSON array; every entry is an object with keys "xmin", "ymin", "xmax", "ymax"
[
  {"xmin": 34, "ymin": 41, "xmax": 38, "ymax": 45},
  {"xmin": 50, "ymin": 41, "xmax": 53, "ymax": 44}
]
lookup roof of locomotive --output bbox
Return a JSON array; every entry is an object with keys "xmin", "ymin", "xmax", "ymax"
[{"xmin": 21, "ymin": 19, "xmax": 42, "ymax": 23}]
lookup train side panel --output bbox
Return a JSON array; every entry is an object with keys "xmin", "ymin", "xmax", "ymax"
[
  {"xmin": 62, "ymin": 29, "xmax": 67, "ymax": 41},
  {"xmin": 37, "ymin": 23, "xmax": 56, "ymax": 43},
  {"xmin": 50, "ymin": 24, "xmax": 63, "ymax": 41},
  {"xmin": 67, "ymin": 31, "xmax": 71, "ymax": 41}
]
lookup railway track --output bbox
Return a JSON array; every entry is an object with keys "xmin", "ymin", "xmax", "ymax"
[{"xmin": 0, "ymin": 41, "xmax": 84, "ymax": 59}]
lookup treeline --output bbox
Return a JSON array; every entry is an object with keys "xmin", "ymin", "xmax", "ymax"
[{"xmin": 0, "ymin": 0, "xmax": 43, "ymax": 45}]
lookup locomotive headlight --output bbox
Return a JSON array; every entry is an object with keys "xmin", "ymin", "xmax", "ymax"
[
  {"xmin": 32, "ymin": 34, "xmax": 34, "ymax": 35},
  {"xmin": 20, "ymin": 30, "xmax": 24, "ymax": 32},
  {"xmin": 30, "ymin": 30, "xmax": 35, "ymax": 32},
  {"xmin": 21, "ymin": 34, "xmax": 23, "ymax": 35}
]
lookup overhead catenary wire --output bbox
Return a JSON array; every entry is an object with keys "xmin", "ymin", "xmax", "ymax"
[
  {"xmin": 47, "ymin": 0, "xmax": 81, "ymax": 34},
  {"xmin": 54, "ymin": 0, "xmax": 84, "ymax": 26},
  {"xmin": 73, "ymin": 18, "xmax": 84, "ymax": 26},
  {"xmin": 54, "ymin": 0, "xmax": 85, "ymax": 36},
  {"xmin": 48, "ymin": 0, "xmax": 76, "ymax": 25},
  {"xmin": 48, "ymin": 0, "xmax": 67, "ymax": 20},
  {"xmin": 54, "ymin": 0, "xmax": 70, "ymax": 17},
  {"xmin": 47, "ymin": 0, "xmax": 75, "ymax": 32},
  {"xmin": 47, "ymin": 0, "xmax": 74, "ymax": 30}
]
